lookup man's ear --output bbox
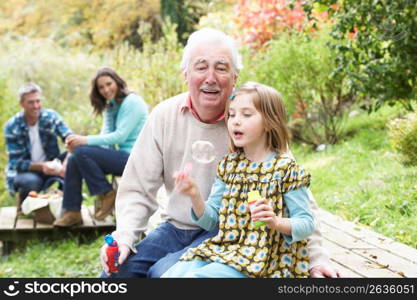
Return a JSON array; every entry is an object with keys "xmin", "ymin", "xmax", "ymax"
[
  {"xmin": 183, "ymin": 71, "xmax": 188, "ymax": 84},
  {"xmin": 233, "ymin": 71, "xmax": 239, "ymax": 86}
]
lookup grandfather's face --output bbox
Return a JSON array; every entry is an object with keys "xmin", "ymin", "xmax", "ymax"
[{"xmin": 185, "ymin": 43, "xmax": 237, "ymax": 119}]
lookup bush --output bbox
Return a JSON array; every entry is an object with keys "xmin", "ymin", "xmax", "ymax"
[
  {"xmin": 239, "ymin": 29, "xmax": 355, "ymax": 147},
  {"xmin": 0, "ymin": 77, "xmax": 17, "ymax": 205},
  {"xmin": 387, "ymin": 113, "xmax": 417, "ymax": 166}
]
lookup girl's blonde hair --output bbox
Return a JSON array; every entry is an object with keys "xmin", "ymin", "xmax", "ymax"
[{"xmin": 225, "ymin": 81, "xmax": 290, "ymax": 154}]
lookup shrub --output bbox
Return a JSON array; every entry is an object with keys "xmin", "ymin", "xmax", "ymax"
[
  {"xmin": 387, "ymin": 113, "xmax": 417, "ymax": 166},
  {"xmin": 239, "ymin": 29, "xmax": 355, "ymax": 147}
]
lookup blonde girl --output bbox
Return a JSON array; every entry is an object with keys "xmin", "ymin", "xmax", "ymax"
[{"xmin": 163, "ymin": 81, "xmax": 314, "ymax": 278}]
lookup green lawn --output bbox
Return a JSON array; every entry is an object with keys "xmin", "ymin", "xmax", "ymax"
[
  {"xmin": 293, "ymin": 106, "xmax": 417, "ymax": 248},
  {"xmin": 1, "ymin": 105, "xmax": 415, "ymax": 277}
]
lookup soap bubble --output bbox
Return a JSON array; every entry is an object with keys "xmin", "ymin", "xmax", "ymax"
[{"xmin": 191, "ymin": 140, "xmax": 216, "ymax": 164}]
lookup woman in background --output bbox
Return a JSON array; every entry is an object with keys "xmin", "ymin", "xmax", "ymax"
[{"xmin": 53, "ymin": 67, "xmax": 148, "ymax": 227}]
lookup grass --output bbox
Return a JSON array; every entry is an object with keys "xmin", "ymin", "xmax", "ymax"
[
  {"xmin": 293, "ymin": 106, "xmax": 417, "ymax": 248},
  {"xmin": 1, "ymin": 105, "xmax": 416, "ymax": 277}
]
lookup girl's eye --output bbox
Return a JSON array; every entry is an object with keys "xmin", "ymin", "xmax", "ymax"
[{"xmin": 244, "ymin": 114, "xmax": 252, "ymax": 117}]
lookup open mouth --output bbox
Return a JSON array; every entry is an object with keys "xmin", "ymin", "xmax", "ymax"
[
  {"xmin": 233, "ymin": 130, "xmax": 244, "ymax": 139},
  {"xmin": 200, "ymin": 86, "xmax": 220, "ymax": 95}
]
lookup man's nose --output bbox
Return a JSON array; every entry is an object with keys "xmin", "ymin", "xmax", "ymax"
[{"xmin": 204, "ymin": 68, "xmax": 217, "ymax": 84}]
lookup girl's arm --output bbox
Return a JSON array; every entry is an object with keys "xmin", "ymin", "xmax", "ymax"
[{"xmin": 175, "ymin": 174, "xmax": 225, "ymax": 231}]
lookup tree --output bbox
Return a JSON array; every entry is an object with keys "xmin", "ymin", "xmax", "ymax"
[
  {"xmin": 304, "ymin": 0, "xmax": 417, "ymax": 111},
  {"xmin": 0, "ymin": 0, "xmax": 161, "ymax": 49}
]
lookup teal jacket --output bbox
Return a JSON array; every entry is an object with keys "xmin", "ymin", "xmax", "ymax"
[{"xmin": 87, "ymin": 93, "xmax": 148, "ymax": 153}]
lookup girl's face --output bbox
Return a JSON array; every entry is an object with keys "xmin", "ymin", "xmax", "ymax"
[
  {"xmin": 97, "ymin": 75, "xmax": 118, "ymax": 100},
  {"xmin": 227, "ymin": 94, "xmax": 267, "ymax": 152}
]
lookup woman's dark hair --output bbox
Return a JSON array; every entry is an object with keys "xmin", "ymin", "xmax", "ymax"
[{"xmin": 89, "ymin": 67, "xmax": 130, "ymax": 115}]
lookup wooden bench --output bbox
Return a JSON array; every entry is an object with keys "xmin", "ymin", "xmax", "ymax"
[
  {"xmin": 0, "ymin": 205, "xmax": 115, "ymax": 255},
  {"xmin": 318, "ymin": 209, "xmax": 417, "ymax": 278}
]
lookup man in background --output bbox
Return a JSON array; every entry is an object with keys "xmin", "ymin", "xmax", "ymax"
[{"xmin": 4, "ymin": 83, "xmax": 72, "ymax": 212}]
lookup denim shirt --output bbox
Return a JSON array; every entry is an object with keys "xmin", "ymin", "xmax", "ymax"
[{"xmin": 4, "ymin": 109, "xmax": 72, "ymax": 194}]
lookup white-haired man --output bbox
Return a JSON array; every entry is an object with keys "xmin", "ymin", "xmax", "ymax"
[
  {"xmin": 4, "ymin": 83, "xmax": 72, "ymax": 212},
  {"xmin": 100, "ymin": 28, "xmax": 341, "ymax": 278}
]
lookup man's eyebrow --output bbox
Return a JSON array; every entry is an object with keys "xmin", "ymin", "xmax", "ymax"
[
  {"xmin": 194, "ymin": 58, "xmax": 208, "ymax": 65},
  {"xmin": 215, "ymin": 59, "xmax": 230, "ymax": 65}
]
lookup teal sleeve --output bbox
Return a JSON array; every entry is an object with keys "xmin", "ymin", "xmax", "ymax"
[
  {"xmin": 87, "ymin": 94, "xmax": 146, "ymax": 147},
  {"xmin": 190, "ymin": 177, "xmax": 225, "ymax": 231},
  {"xmin": 282, "ymin": 187, "xmax": 316, "ymax": 244}
]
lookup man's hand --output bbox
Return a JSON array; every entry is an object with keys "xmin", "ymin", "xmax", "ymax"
[
  {"xmin": 100, "ymin": 243, "xmax": 131, "ymax": 276},
  {"xmin": 41, "ymin": 162, "xmax": 60, "ymax": 176},
  {"xmin": 310, "ymin": 264, "xmax": 343, "ymax": 278}
]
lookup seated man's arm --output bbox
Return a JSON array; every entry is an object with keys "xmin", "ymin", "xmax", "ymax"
[
  {"xmin": 112, "ymin": 110, "xmax": 162, "ymax": 253},
  {"xmin": 307, "ymin": 189, "xmax": 341, "ymax": 277}
]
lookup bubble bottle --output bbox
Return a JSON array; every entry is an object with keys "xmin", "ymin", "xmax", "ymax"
[{"xmin": 104, "ymin": 234, "xmax": 119, "ymax": 273}]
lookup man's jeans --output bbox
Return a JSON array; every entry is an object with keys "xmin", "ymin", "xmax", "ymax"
[
  {"xmin": 101, "ymin": 221, "xmax": 218, "ymax": 278},
  {"xmin": 63, "ymin": 146, "xmax": 129, "ymax": 211},
  {"xmin": 13, "ymin": 172, "xmax": 63, "ymax": 201}
]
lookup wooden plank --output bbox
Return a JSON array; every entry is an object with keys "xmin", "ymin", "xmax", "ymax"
[
  {"xmin": 329, "ymin": 260, "xmax": 362, "ymax": 278},
  {"xmin": 322, "ymin": 238, "xmax": 401, "ymax": 278},
  {"xmin": 15, "ymin": 217, "xmax": 34, "ymax": 229},
  {"xmin": 352, "ymin": 248, "xmax": 417, "ymax": 278},
  {"xmin": 81, "ymin": 205, "xmax": 94, "ymax": 227},
  {"xmin": 321, "ymin": 222, "xmax": 374, "ymax": 250},
  {"xmin": 319, "ymin": 209, "xmax": 417, "ymax": 265},
  {"xmin": 35, "ymin": 222, "xmax": 53, "ymax": 229},
  {"xmin": 0, "ymin": 207, "xmax": 17, "ymax": 229}
]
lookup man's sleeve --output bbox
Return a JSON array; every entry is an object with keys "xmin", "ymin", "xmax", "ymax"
[
  {"xmin": 53, "ymin": 111, "xmax": 72, "ymax": 141},
  {"xmin": 4, "ymin": 122, "xmax": 31, "ymax": 172},
  {"xmin": 306, "ymin": 189, "xmax": 332, "ymax": 269},
  {"xmin": 112, "ymin": 108, "xmax": 163, "ymax": 252}
]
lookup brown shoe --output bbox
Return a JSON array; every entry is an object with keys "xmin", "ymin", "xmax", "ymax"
[
  {"xmin": 94, "ymin": 190, "xmax": 116, "ymax": 220},
  {"xmin": 53, "ymin": 211, "xmax": 82, "ymax": 227}
]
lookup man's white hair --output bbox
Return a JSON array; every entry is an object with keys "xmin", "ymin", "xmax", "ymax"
[
  {"xmin": 18, "ymin": 83, "xmax": 42, "ymax": 101},
  {"xmin": 180, "ymin": 28, "xmax": 243, "ymax": 75}
]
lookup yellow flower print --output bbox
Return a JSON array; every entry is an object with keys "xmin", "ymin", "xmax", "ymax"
[
  {"xmin": 224, "ymin": 229, "xmax": 239, "ymax": 242},
  {"xmin": 235, "ymin": 200, "xmax": 248, "ymax": 216},
  {"xmin": 248, "ymin": 261, "xmax": 265, "ymax": 274},
  {"xmin": 279, "ymin": 254, "xmax": 293, "ymax": 268},
  {"xmin": 225, "ymin": 215, "xmax": 238, "ymax": 229},
  {"xmin": 297, "ymin": 246, "xmax": 309, "ymax": 259},
  {"xmin": 262, "ymin": 160, "xmax": 275, "ymax": 173},
  {"xmin": 239, "ymin": 246, "xmax": 256, "ymax": 257},
  {"xmin": 259, "ymin": 173, "xmax": 272, "ymax": 183},
  {"xmin": 254, "ymin": 247, "xmax": 269, "ymax": 262},
  {"xmin": 244, "ymin": 231, "xmax": 260, "ymax": 246},
  {"xmin": 294, "ymin": 261, "xmax": 309, "ymax": 276}
]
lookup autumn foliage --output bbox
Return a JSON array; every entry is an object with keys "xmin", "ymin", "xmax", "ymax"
[{"xmin": 233, "ymin": 0, "xmax": 330, "ymax": 48}]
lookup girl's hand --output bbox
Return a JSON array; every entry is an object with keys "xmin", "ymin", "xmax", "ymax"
[
  {"xmin": 250, "ymin": 199, "xmax": 279, "ymax": 229},
  {"xmin": 173, "ymin": 172, "xmax": 199, "ymax": 198}
]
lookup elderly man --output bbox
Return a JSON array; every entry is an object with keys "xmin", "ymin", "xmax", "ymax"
[
  {"xmin": 4, "ymin": 83, "xmax": 71, "ymax": 212},
  {"xmin": 101, "ymin": 28, "xmax": 341, "ymax": 278}
]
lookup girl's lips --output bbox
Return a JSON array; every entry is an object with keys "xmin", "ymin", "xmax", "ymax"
[{"xmin": 233, "ymin": 131, "xmax": 244, "ymax": 139}]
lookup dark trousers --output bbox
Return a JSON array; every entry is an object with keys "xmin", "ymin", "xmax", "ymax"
[
  {"xmin": 62, "ymin": 145, "xmax": 129, "ymax": 211},
  {"xmin": 13, "ymin": 172, "xmax": 63, "ymax": 202},
  {"xmin": 101, "ymin": 221, "xmax": 218, "ymax": 278}
]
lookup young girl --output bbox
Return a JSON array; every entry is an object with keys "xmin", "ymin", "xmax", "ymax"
[{"xmin": 162, "ymin": 81, "xmax": 315, "ymax": 278}]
